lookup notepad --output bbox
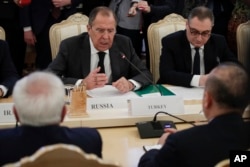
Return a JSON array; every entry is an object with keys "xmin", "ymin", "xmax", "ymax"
[{"xmin": 134, "ymin": 84, "xmax": 175, "ymax": 97}]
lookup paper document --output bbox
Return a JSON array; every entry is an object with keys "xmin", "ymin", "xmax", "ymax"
[
  {"xmin": 143, "ymin": 144, "xmax": 162, "ymax": 152},
  {"xmin": 167, "ymin": 86, "xmax": 203, "ymax": 100},
  {"xmin": 134, "ymin": 84, "xmax": 175, "ymax": 97},
  {"xmin": 87, "ymin": 85, "xmax": 138, "ymax": 98}
]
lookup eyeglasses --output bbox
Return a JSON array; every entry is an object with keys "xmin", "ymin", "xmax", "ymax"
[
  {"xmin": 91, "ymin": 26, "xmax": 116, "ymax": 35},
  {"xmin": 188, "ymin": 24, "xmax": 211, "ymax": 38}
]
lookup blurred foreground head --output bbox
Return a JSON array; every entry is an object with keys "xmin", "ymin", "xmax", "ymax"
[
  {"xmin": 203, "ymin": 62, "xmax": 250, "ymax": 119},
  {"xmin": 13, "ymin": 72, "xmax": 65, "ymax": 126}
]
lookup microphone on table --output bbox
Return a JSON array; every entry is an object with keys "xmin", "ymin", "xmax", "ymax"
[
  {"xmin": 152, "ymin": 111, "xmax": 196, "ymax": 126},
  {"xmin": 136, "ymin": 111, "xmax": 196, "ymax": 139},
  {"xmin": 120, "ymin": 53, "xmax": 163, "ymax": 96},
  {"xmin": 121, "ymin": 53, "xmax": 196, "ymax": 138}
]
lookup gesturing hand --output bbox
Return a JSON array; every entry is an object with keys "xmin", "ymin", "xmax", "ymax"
[{"xmin": 83, "ymin": 67, "xmax": 108, "ymax": 90}]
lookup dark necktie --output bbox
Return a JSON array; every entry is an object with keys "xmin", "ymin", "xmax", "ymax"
[
  {"xmin": 193, "ymin": 48, "xmax": 200, "ymax": 75},
  {"xmin": 97, "ymin": 52, "xmax": 106, "ymax": 73}
]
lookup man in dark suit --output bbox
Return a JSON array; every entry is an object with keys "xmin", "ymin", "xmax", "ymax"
[
  {"xmin": 19, "ymin": 0, "xmax": 82, "ymax": 70},
  {"xmin": 158, "ymin": 6, "xmax": 237, "ymax": 87},
  {"xmin": 137, "ymin": 0, "xmax": 234, "ymax": 69},
  {"xmin": 139, "ymin": 62, "xmax": 250, "ymax": 167},
  {"xmin": 0, "ymin": 40, "xmax": 19, "ymax": 97},
  {"xmin": 47, "ymin": 6, "xmax": 152, "ymax": 93},
  {"xmin": 0, "ymin": 0, "xmax": 26, "ymax": 76},
  {"xmin": 0, "ymin": 71, "xmax": 102, "ymax": 165}
]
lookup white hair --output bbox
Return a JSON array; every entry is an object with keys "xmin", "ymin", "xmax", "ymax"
[{"xmin": 13, "ymin": 71, "xmax": 65, "ymax": 126}]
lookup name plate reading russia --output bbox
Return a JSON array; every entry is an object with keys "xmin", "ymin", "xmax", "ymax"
[
  {"xmin": 87, "ymin": 97, "xmax": 129, "ymax": 112},
  {"xmin": 129, "ymin": 96, "xmax": 185, "ymax": 116},
  {"xmin": 0, "ymin": 103, "xmax": 16, "ymax": 123}
]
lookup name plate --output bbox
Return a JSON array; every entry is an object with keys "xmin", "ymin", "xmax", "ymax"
[
  {"xmin": 129, "ymin": 96, "xmax": 184, "ymax": 116},
  {"xmin": 0, "ymin": 103, "xmax": 16, "ymax": 123},
  {"xmin": 87, "ymin": 97, "xmax": 129, "ymax": 112}
]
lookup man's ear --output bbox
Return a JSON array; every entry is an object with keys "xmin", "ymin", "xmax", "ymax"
[
  {"xmin": 13, "ymin": 106, "xmax": 19, "ymax": 122},
  {"xmin": 203, "ymin": 91, "xmax": 212, "ymax": 109},
  {"xmin": 60, "ymin": 106, "xmax": 67, "ymax": 122},
  {"xmin": 87, "ymin": 24, "xmax": 91, "ymax": 32}
]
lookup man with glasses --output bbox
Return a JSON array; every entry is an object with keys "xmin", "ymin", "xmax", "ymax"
[
  {"xmin": 48, "ymin": 6, "xmax": 152, "ymax": 93},
  {"xmin": 158, "ymin": 6, "xmax": 237, "ymax": 87}
]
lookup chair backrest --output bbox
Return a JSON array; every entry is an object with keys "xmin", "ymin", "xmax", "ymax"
[
  {"xmin": 3, "ymin": 144, "xmax": 120, "ymax": 167},
  {"xmin": 214, "ymin": 159, "xmax": 230, "ymax": 167},
  {"xmin": 147, "ymin": 13, "xmax": 186, "ymax": 83},
  {"xmin": 0, "ymin": 26, "xmax": 6, "ymax": 40},
  {"xmin": 49, "ymin": 13, "xmax": 89, "ymax": 59},
  {"xmin": 236, "ymin": 20, "xmax": 250, "ymax": 68}
]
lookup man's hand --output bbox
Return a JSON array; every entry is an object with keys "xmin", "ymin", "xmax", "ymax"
[
  {"xmin": 137, "ymin": 1, "xmax": 151, "ymax": 13},
  {"xmin": 24, "ymin": 30, "xmax": 36, "ymax": 45},
  {"xmin": 112, "ymin": 77, "xmax": 134, "ymax": 93},
  {"xmin": 128, "ymin": 5, "xmax": 137, "ymax": 17},
  {"xmin": 158, "ymin": 128, "xmax": 177, "ymax": 145},
  {"xmin": 52, "ymin": 0, "xmax": 71, "ymax": 7},
  {"xmin": 84, "ymin": 67, "xmax": 108, "ymax": 90}
]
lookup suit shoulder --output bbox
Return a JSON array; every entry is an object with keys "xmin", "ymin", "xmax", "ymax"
[
  {"xmin": 209, "ymin": 33, "xmax": 226, "ymax": 43},
  {"xmin": 172, "ymin": 124, "xmax": 208, "ymax": 138},
  {"xmin": 66, "ymin": 127, "xmax": 100, "ymax": 136},
  {"xmin": 61, "ymin": 32, "xmax": 88, "ymax": 44},
  {"xmin": 162, "ymin": 30, "xmax": 185, "ymax": 41},
  {"xmin": 0, "ymin": 128, "xmax": 21, "ymax": 139},
  {"xmin": 114, "ymin": 34, "xmax": 131, "ymax": 42}
]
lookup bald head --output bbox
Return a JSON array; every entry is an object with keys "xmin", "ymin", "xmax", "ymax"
[{"xmin": 205, "ymin": 62, "xmax": 250, "ymax": 111}]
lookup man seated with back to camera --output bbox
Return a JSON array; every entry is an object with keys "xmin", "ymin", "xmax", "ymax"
[
  {"xmin": 158, "ymin": 6, "xmax": 237, "ymax": 87},
  {"xmin": 0, "ymin": 72, "xmax": 102, "ymax": 165},
  {"xmin": 47, "ymin": 6, "xmax": 152, "ymax": 93},
  {"xmin": 0, "ymin": 39, "xmax": 19, "ymax": 98},
  {"xmin": 139, "ymin": 62, "xmax": 250, "ymax": 167}
]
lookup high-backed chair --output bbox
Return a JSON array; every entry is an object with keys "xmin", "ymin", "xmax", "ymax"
[
  {"xmin": 0, "ymin": 26, "xmax": 6, "ymax": 40},
  {"xmin": 236, "ymin": 20, "xmax": 250, "ymax": 68},
  {"xmin": 49, "ymin": 13, "xmax": 89, "ymax": 59},
  {"xmin": 3, "ymin": 144, "xmax": 120, "ymax": 167},
  {"xmin": 147, "ymin": 13, "xmax": 186, "ymax": 83}
]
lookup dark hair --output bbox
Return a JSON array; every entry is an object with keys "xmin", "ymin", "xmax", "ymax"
[
  {"xmin": 88, "ymin": 6, "xmax": 117, "ymax": 26},
  {"xmin": 188, "ymin": 6, "xmax": 214, "ymax": 25},
  {"xmin": 205, "ymin": 62, "xmax": 250, "ymax": 111}
]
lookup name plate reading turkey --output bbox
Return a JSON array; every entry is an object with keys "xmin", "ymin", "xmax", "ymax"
[
  {"xmin": 87, "ymin": 97, "xmax": 129, "ymax": 112},
  {"xmin": 0, "ymin": 103, "xmax": 15, "ymax": 123},
  {"xmin": 129, "ymin": 96, "xmax": 184, "ymax": 116}
]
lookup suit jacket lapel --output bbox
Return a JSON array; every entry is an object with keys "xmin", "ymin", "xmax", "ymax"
[
  {"xmin": 182, "ymin": 32, "xmax": 192, "ymax": 73},
  {"xmin": 109, "ymin": 43, "xmax": 122, "ymax": 81},
  {"xmin": 203, "ymin": 39, "xmax": 217, "ymax": 73},
  {"xmin": 80, "ymin": 34, "xmax": 91, "ymax": 78}
]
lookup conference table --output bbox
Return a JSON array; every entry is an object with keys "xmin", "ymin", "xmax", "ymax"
[
  {"xmin": 98, "ymin": 123, "xmax": 201, "ymax": 167},
  {"xmin": 0, "ymin": 85, "xmax": 206, "ymax": 167}
]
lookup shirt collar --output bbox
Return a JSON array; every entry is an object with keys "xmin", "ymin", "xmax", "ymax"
[{"xmin": 190, "ymin": 43, "xmax": 204, "ymax": 49}]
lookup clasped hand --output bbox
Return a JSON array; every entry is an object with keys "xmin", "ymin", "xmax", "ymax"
[
  {"xmin": 158, "ymin": 128, "xmax": 177, "ymax": 145},
  {"xmin": 84, "ymin": 67, "xmax": 133, "ymax": 93}
]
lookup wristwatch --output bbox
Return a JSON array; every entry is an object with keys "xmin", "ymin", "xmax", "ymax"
[{"xmin": 129, "ymin": 81, "xmax": 136, "ymax": 91}]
